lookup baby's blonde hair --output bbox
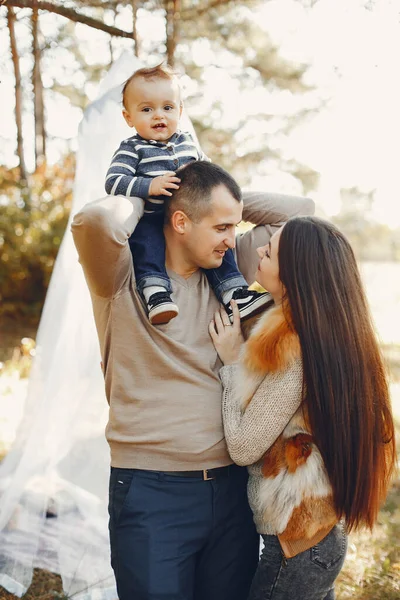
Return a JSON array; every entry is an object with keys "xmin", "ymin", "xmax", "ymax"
[{"xmin": 122, "ymin": 63, "xmax": 177, "ymax": 108}]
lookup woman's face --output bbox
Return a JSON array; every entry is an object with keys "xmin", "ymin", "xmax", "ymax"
[{"xmin": 256, "ymin": 227, "xmax": 284, "ymax": 302}]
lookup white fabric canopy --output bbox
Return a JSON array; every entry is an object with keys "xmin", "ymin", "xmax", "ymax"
[{"xmin": 0, "ymin": 52, "xmax": 197, "ymax": 599}]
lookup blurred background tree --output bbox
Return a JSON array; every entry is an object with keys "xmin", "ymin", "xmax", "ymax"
[
  {"xmin": 1, "ymin": 0, "xmax": 399, "ymax": 338},
  {"xmin": 0, "ymin": 0, "xmax": 317, "ymax": 329},
  {"xmin": 0, "ymin": 156, "xmax": 74, "ymax": 320}
]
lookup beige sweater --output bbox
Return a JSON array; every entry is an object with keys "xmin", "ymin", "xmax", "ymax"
[{"xmin": 71, "ymin": 192, "xmax": 314, "ymax": 470}]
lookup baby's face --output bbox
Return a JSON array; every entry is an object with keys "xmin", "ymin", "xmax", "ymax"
[{"xmin": 123, "ymin": 77, "xmax": 182, "ymax": 142}]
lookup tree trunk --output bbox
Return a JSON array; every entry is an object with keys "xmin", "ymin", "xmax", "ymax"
[
  {"xmin": 165, "ymin": 0, "xmax": 180, "ymax": 66},
  {"xmin": 108, "ymin": 4, "xmax": 116, "ymax": 66},
  {"xmin": 7, "ymin": 6, "xmax": 28, "ymax": 183},
  {"xmin": 32, "ymin": 1, "xmax": 46, "ymax": 168},
  {"xmin": 131, "ymin": 0, "xmax": 139, "ymax": 57}
]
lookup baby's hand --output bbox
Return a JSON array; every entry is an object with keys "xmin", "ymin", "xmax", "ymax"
[{"xmin": 150, "ymin": 172, "xmax": 181, "ymax": 197}]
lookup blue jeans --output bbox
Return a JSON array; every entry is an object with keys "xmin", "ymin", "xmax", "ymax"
[
  {"xmin": 248, "ymin": 524, "xmax": 347, "ymax": 600},
  {"xmin": 108, "ymin": 465, "xmax": 259, "ymax": 600},
  {"xmin": 129, "ymin": 213, "xmax": 248, "ymax": 300}
]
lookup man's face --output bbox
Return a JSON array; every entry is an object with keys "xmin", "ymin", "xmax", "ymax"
[
  {"xmin": 123, "ymin": 77, "xmax": 182, "ymax": 142},
  {"xmin": 182, "ymin": 185, "xmax": 243, "ymax": 270}
]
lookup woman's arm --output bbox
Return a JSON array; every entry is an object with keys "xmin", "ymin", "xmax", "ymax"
[
  {"xmin": 220, "ymin": 359, "xmax": 303, "ymax": 466},
  {"xmin": 209, "ymin": 304, "xmax": 303, "ymax": 466}
]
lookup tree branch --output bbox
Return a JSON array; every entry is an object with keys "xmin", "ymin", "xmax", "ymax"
[{"xmin": 1, "ymin": 0, "xmax": 134, "ymax": 38}]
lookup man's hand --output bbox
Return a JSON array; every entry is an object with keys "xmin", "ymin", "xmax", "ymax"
[
  {"xmin": 209, "ymin": 302, "xmax": 244, "ymax": 365},
  {"xmin": 149, "ymin": 172, "xmax": 181, "ymax": 197}
]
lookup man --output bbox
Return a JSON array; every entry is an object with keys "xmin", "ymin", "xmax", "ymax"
[{"xmin": 72, "ymin": 161, "xmax": 314, "ymax": 600}]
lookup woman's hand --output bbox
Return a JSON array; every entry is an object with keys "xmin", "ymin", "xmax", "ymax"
[{"xmin": 209, "ymin": 301, "xmax": 244, "ymax": 365}]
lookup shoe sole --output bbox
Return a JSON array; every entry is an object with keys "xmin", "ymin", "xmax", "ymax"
[
  {"xmin": 230, "ymin": 294, "xmax": 273, "ymax": 323},
  {"xmin": 149, "ymin": 305, "xmax": 179, "ymax": 325}
]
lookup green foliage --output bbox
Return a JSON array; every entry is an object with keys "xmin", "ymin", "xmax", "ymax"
[{"xmin": 0, "ymin": 156, "xmax": 74, "ymax": 321}]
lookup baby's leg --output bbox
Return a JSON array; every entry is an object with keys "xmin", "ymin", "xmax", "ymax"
[
  {"xmin": 129, "ymin": 213, "xmax": 178, "ymax": 325},
  {"xmin": 204, "ymin": 250, "xmax": 272, "ymax": 322}
]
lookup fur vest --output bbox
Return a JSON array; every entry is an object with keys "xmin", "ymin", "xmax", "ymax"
[{"xmin": 242, "ymin": 304, "xmax": 338, "ymax": 557}]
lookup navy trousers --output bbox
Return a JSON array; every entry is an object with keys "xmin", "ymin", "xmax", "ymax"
[{"xmin": 108, "ymin": 465, "xmax": 259, "ymax": 600}]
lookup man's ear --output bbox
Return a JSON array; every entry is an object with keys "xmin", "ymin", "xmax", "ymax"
[
  {"xmin": 122, "ymin": 109, "xmax": 133, "ymax": 128},
  {"xmin": 171, "ymin": 210, "xmax": 190, "ymax": 234},
  {"xmin": 179, "ymin": 102, "xmax": 183, "ymax": 118}
]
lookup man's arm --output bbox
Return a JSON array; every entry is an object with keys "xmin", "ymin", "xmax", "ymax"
[
  {"xmin": 71, "ymin": 195, "xmax": 144, "ymax": 298},
  {"xmin": 236, "ymin": 191, "xmax": 315, "ymax": 283},
  {"xmin": 241, "ymin": 190, "xmax": 315, "ymax": 226}
]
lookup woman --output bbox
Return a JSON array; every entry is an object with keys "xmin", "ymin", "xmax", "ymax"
[{"xmin": 209, "ymin": 216, "xmax": 396, "ymax": 600}]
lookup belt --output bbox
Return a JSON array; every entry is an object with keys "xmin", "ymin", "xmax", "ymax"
[{"xmin": 162, "ymin": 465, "xmax": 233, "ymax": 481}]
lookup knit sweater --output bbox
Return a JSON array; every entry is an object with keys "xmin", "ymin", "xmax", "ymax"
[
  {"xmin": 220, "ymin": 304, "xmax": 337, "ymax": 555},
  {"xmin": 72, "ymin": 192, "xmax": 314, "ymax": 470},
  {"xmin": 220, "ymin": 360, "xmax": 303, "ymax": 532},
  {"xmin": 105, "ymin": 130, "xmax": 207, "ymax": 211}
]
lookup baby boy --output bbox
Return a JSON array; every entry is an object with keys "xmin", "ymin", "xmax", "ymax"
[{"xmin": 105, "ymin": 64, "xmax": 269, "ymax": 324}]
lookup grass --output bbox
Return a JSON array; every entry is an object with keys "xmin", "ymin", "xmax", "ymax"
[
  {"xmin": 335, "ymin": 351, "xmax": 400, "ymax": 600},
  {"xmin": 0, "ymin": 571, "xmax": 65, "ymax": 600},
  {"xmin": 336, "ymin": 427, "xmax": 400, "ymax": 599},
  {"xmin": 0, "ymin": 343, "xmax": 399, "ymax": 600}
]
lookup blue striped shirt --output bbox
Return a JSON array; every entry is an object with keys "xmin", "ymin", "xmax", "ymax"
[{"xmin": 105, "ymin": 130, "xmax": 208, "ymax": 213}]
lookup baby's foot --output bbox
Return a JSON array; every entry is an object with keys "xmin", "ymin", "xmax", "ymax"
[
  {"xmin": 147, "ymin": 291, "xmax": 179, "ymax": 325},
  {"xmin": 225, "ymin": 289, "xmax": 272, "ymax": 323}
]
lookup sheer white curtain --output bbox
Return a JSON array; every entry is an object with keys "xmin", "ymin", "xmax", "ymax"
[{"xmin": 0, "ymin": 52, "xmax": 198, "ymax": 599}]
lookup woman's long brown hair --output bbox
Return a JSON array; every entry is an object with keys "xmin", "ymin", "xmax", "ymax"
[{"xmin": 278, "ymin": 217, "xmax": 396, "ymax": 531}]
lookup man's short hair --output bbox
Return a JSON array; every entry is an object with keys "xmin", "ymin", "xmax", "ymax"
[
  {"xmin": 122, "ymin": 63, "xmax": 177, "ymax": 109},
  {"xmin": 166, "ymin": 161, "xmax": 242, "ymax": 224}
]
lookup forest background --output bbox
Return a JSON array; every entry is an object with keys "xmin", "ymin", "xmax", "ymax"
[{"xmin": 0, "ymin": 0, "xmax": 399, "ymax": 598}]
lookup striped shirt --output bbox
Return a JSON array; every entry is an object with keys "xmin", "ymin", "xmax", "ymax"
[{"xmin": 105, "ymin": 131, "xmax": 208, "ymax": 213}]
